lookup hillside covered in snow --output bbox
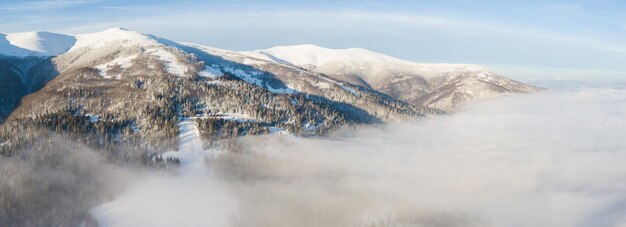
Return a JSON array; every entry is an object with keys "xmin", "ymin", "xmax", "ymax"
[
  {"xmin": 0, "ymin": 31, "xmax": 75, "ymax": 57},
  {"xmin": 0, "ymin": 28, "xmax": 538, "ymax": 154},
  {"xmin": 243, "ymin": 44, "xmax": 541, "ymax": 110}
]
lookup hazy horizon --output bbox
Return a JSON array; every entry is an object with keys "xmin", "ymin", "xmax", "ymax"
[{"xmin": 1, "ymin": 0, "xmax": 625, "ymax": 82}]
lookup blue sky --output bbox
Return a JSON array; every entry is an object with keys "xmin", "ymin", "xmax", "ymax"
[{"xmin": 1, "ymin": 0, "xmax": 625, "ymax": 81}]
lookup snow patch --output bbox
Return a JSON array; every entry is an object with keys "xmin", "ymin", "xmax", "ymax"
[
  {"xmin": 267, "ymin": 127, "xmax": 290, "ymax": 135},
  {"xmin": 222, "ymin": 67, "xmax": 262, "ymax": 85},
  {"xmin": 340, "ymin": 85, "xmax": 358, "ymax": 96},
  {"xmin": 476, "ymin": 71, "xmax": 495, "ymax": 83},
  {"xmin": 313, "ymin": 82, "xmax": 332, "ymax": 89},
  {"xmin": 193, "ymin": 113, "xmax": 256, "ymax": 123},
  {"xmin": 242, "ymin": 57, "xmax": 268, "ymax": 65},
  {"xmin": 197, "ymin": 65, "xmax": 223, "ymax": 79},
  {"xmin": 319, "ymin": 76, "xmax": 359, "ymax": 96},
  {"xmin": 221, "ymin": 67, "xmax": 295, "ymax": 94},
  {"xmin": 267, "ymin": 83, "xmax": 297, "ymax": 94},
  {"xmin": 149, "ymin": 49, "xmax": 191, "ymax": 77},
  {"xmin": 95, "ymin": 55, "xmax": 136, "ymax": 79},
  {"xmin": 303, "ymin": 123, "xmax": 319, "ymax": 131},
  {"xmin": 86, "ymin": 114, "xmax": 100, "ymax": 123}
]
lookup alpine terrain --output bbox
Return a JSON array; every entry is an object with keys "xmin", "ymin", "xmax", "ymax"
[
  {"xmin": 0, "ymin": 28, "xmax": 539, "ymax": 156},
  {"xmin": 0, "ymin": 27, "xmax": 544, "ymax": 227}
]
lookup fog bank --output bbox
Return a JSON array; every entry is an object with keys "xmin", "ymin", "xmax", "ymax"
[
  {"xmin": 0, "ymin": 137, "xmax": 135, "ymax": 226},
  {"xmin": 94, "ymin": 87, "xmax": 626, "ymax": 227}
]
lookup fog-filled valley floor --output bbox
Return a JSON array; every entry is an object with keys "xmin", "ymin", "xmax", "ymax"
[{"xmin": 2, "ymin": 83, "xmax": 626, "ymax": 227}]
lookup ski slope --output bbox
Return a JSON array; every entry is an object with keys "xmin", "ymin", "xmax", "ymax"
[{"xmin": 91, "ymin": 119, "xmax": 233, "ymax": 227}]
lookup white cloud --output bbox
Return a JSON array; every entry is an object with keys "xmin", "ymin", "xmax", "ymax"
[{"xmin": 92, "ymin": 86, "xmax": 626, "ymax": 227}]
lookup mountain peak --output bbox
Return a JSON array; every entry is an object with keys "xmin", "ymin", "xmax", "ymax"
[
  {"xmin": 0, "ymin": 28, "xmax": 153, "ymax": 56},
  {"xmin": 247, "ymin": 45, "xmax": 491, "ymax": 74},
  {"xmin": 107, "ymin": 27, "xmax": 129, "ymax": 31},
  {"xmin": 0, "ymin": 31, "xmax": 75, "ymax": 57},
  {"xmin": 254, "ymin": 44, "xmax": 414, "ymax": 68},
  {"xmin": 70, "ymin": 28, "xmax": 154, "ymax": 51},
  {"xmin": 271, "ymin": 44, "xmax": 327, "ymax": 50}
]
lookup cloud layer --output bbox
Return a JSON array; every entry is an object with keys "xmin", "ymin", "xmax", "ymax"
[{"xmin": 93, "ymin": 87, "xmax": 626, "ymax": 227}]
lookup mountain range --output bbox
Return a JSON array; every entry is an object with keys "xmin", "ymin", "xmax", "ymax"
[{"xmin": 0, "ymin": 28, "xmax": 540, "ymax": 154}]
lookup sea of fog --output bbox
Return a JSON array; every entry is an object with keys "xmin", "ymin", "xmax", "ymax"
[{"xmin": 92, "ymin": 82, "xmax": 626, "ymax": 227}]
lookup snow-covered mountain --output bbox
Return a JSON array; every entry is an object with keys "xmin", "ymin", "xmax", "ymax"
[
  {"xmin": 1, "ymin": 28, "xmax": 537, "ymax": 143},
  {"xmin": 55, "ymin": 28, "xmax": 198, "ymax": 79},
  {"xmin": 0, "ymin": 31, "xmax": 75, "ymax": 56},
  {"xmin": 243, "ymin": 44, "xmax": 540, "ymax": 110},
  {"xmin": 2, "ymin": 27, "xmax": 447, "ymax": 152},
  {"xmin": 241, "ymin": 44, "xmax": 410, "ymax": 69}
]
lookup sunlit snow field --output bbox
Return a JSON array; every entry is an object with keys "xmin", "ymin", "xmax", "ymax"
[{"xmin": 92, "ymin": 82, "xmax": 626, "ymax": 227}]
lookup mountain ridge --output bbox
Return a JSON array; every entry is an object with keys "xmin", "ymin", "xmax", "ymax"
[
  {"xmin": 0, "ymin": 28, "xmax": 538, "ymax": 155},
  {"xmin": 1, "ymin": 31, "xmax": 75, "ymax": 56},
  {"xmin": 243, "ymin": 44, "xmax": 540, "ymax": 110}
]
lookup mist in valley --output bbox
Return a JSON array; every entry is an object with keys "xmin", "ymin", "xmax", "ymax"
[
  {"xmin": 1, "ymin": 83, "xmax": 625, "ymax": 227},
  {"xmin": 58, "ymin": 85, "xmax": 626, "ymax": 227}
]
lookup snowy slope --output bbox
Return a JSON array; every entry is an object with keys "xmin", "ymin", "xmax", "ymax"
[
  {"xmin": 1, "ymin": 27, "xmax": 538, "ymax": 124},
  {"xmin": 58, "ymin": 28, "xmax": 196, "ymax": 78},
  {"xmin": 0, "ymin": 31, "xmax": 75, "ymax": 56},
  {"xmin": 70, "ymin": 28, "xmax": 153, "ymax": 51},
  {"xmin": 8, "ymin": 28, "xmax": 435, "ymax": 126},
  {"xmin": 241, "ymin": 44, "xmax": 411, "ymax": 69},
  {"xmin": 5, "ymin": 28, "xmax": 197, "ymax": 79},
  {"xmin": 240, "ymin": 44, "xmax": 489, "ymax": 91},
  {"xmin": 164, "ymin": 119, "xmax": 224, "ymax": 174},
  {"xmin": 243, "ymin": 44, "xmax": 539, "ymax": 110},
  {"xmin": 241, "ymin": 44, "xmax": 484, "ymax": 77}
]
